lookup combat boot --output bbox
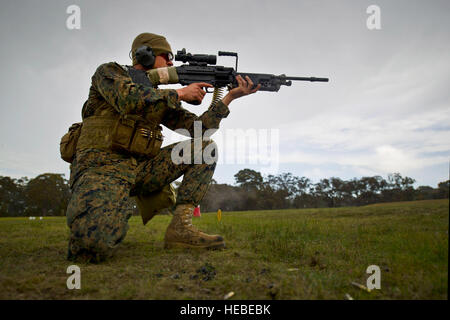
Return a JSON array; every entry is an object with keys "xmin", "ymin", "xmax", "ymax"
[{"xmin": 164, "ymin": 204, "xmax": 225, "ymax": 249}]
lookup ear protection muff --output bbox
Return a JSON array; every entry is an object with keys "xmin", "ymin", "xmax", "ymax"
[{"xmin": 134, "ymin": 45, "xmax": 155, "ymax": 69}]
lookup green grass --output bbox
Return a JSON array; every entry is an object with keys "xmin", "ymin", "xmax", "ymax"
[{"xmin": 0, "ymin": 199, "xmax": 447, "ymax": 300}]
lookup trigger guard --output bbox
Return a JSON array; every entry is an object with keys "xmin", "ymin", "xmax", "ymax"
[{"xmin": 205, "ymin": 87, "xmax": 214, "ymax": 93}]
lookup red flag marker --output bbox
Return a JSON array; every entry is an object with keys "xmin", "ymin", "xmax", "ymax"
[{"xmin": 193, "ymin": 205, "xmax": 201, "ymax": 217}]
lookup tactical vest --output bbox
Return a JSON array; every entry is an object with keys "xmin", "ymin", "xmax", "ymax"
[
  {"xmin": 65, "ymin": 66, "xmax": 164, "ymax": 160},
  {"xmin": 60, "ymin": 65, "xmax": 176, "ymax": 223}
]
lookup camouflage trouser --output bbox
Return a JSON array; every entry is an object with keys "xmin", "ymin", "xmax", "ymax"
[{"xmin": 66, "ymin": 139, "xmax": 217, "ymax": 261}]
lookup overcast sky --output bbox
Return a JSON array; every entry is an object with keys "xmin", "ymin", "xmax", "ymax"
[{"xmin": 0, "ymin": 0, "xmax": 449, "ymax": 187}]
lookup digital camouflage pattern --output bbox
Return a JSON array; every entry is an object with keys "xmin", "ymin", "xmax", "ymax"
[
  {"xmin": 82, "ymin": 62, "xmax": 229, "ymax": 133},
  {"xmin": 67, "ymin": 150, "xmax": 134, "ymax": 262},
  {"xmin": 132, "ymin": 139, "xmax": 217, "ymax": 204},
  {"xmin": 67, "ymin": 61, "xmax": 229, "ymax": 261}
]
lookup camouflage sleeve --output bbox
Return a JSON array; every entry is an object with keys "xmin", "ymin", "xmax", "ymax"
[
  {"xmin": 92, "ymin": 62, "xmax": 180, "ymax": 115},
  {"xmin": 162, "ymin": 100, "xmax": 230, "ymax": 136}
]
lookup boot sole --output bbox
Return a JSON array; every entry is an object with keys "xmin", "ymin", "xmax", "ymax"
[{"xmin": 164, "ymin": 241, "xmax": 226, "ymax": 250}]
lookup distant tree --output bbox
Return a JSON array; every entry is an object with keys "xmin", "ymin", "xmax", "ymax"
[
  {"xmin": 329, "ymin": 177, "xmax": 348, "ymax": 207},
  {"xmin": 415, "ymin": 186, "xmax": 435, "ymax": 200},
  {"xmin": 385, "ymin": 173, "xmax": 415, "ymax": 191},
  {"xmin": 0, "ymin": 176, "xmax": 26, "ymax": 217},
  {"xmin": 437, "ymin": 180, "xmax": 449, "ymax": 199},
  {"xmin": 267, "ymin": 173, "xmax": 299, "ymax": 198},
  {"xmin": 311, "ymin": 179, "xmax": 333, "ymax": 207},
  {"xmin": 292, "ymin": 177, "xmax": 312, "ymax": 208},
  {"xmin": 383, "ymin": 173, "xmax": 416, "ymax": 202},
  {"xmin": 23, "ymin": 173, "xmax": 70, "ymax": 216},
  {"xmin": 258, "ymin": 181, "xmax": 290, "ymax": 209},
  {"xmin": 296, "ymin": 177, "xmax": 311, "ymax": 196},
  {"xmin": 354, "ymin": 176, "xmax": 387, "ymax": 205},
  {"xmin": 234, "ymin": 169, "xmax": 263, "ymax": 191},
  {"xmin": 293, "ymin": 193, "xmax": 316, "ymax": 208}
]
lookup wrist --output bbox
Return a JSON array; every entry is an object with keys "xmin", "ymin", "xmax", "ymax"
[
  {"xmin": 221, "ymin": 94, "xmax": 234, "ymax": 106},
  {"xmin": 176, "ymin": 88, "xmax": 184, "ymax": 102}
]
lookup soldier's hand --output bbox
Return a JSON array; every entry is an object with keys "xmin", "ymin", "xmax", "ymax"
[
  {"xmin": 176, "ymin": 82, "xmax": 213, "ymax": 105},
  {"xmin": 221, "ymin": 75, "xmax": 261, "ymax": 106}
]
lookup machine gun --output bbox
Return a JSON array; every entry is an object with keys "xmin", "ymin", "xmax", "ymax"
[{"xmin": 174, "ymin": 48, "xmax": 328, "ymax": 103}]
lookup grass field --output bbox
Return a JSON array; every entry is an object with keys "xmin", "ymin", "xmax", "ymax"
[{"xmin": 0, "ymin": 199, "xmax": 448, "ymax": 300}]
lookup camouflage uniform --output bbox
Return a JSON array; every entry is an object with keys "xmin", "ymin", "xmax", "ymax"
[{"xmin": 66, "ymin": 62, "xmax": 229, "ymax": 261}]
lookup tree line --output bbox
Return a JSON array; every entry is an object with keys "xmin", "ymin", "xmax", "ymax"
[
  {"xmin": 0, "ymin": 174, "xmax": 70, "ymax": 217},
  {"xmin": 0, "ymin": 170, "xmax": 448, "ymax": 217},
  {"xmin": 199, "ymin": 169, "xmax": 449, "ymax": 212}
]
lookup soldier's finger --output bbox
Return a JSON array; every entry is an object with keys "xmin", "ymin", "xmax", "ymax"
[
  {"xmin": 238, "ymin": 76, "xmax": 247, "ymax": 88},
  {"xmin": 245, "ymin": 76, "xmax": 254, "ymax": 88},
  {"xmin": 235, "ymin": 75, "xmax": 244, "ymax": 87},
  {"xmin": 195, "ymin": 87, "xmax": 203, "ymax": 95},
  {"xmin": 196, "ymin": 82, "xmax": 214, "ymax": 88},
  {"xmin": 242, "ymin": 78, "xmax": 249, "ymax": 89}
]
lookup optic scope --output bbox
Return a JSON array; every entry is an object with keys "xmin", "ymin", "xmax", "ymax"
[{"xmin": 175, "ymin": 48, "xmax": 217, "ymax": 65}]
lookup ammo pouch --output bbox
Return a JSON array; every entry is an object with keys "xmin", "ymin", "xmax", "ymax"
[
  {"xmin": 60, "ymin": 122, "xmax": 83, "ymax": 163},
  {"xmin": 111, "ymin": 114, "xmax": 163, "ymax": 158}
]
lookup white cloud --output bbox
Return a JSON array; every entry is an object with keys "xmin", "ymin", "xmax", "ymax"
[{"xmin": 276, "ymin": 105, "xmax": 450, "ymax": 176}]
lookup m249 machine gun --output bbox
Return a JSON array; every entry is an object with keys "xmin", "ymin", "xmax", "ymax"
[{"xmin": 174, "ymin": 48, "xmax": 328, "ymax": 105}]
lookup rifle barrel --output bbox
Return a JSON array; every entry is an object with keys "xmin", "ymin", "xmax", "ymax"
[{"xmin": 286, "ymin": 76, "xmax": 329, "ymax": 82}]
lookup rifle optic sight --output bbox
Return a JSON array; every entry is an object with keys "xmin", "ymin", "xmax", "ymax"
[{"xmin": 175, "ymin": 48, "xmax": 217, "ymax": 66}]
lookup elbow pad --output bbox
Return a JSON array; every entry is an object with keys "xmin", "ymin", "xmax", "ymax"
[{"xmin": 146, "ymin": 67, "xmax": 179, "ymax": 86}]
